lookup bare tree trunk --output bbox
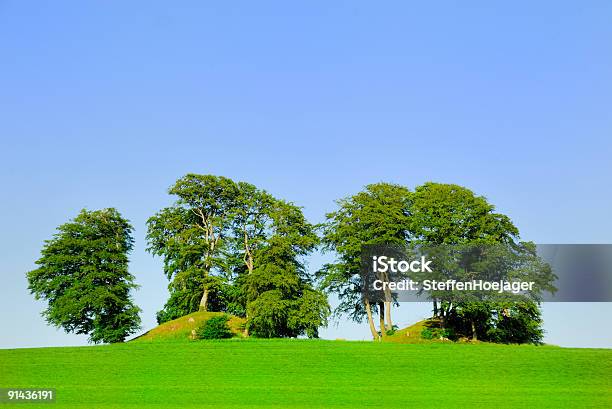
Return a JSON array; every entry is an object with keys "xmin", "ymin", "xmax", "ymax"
[
  {"xmin": 471, "ymin": 320, "xmax": 477, "ymax": 341},
  {"xmin": 433, "ymin": 299, "xmax": 438, "ymax": 317},
  {"xmin": 364, "ymin": 298, "xmax": 379, "ymax": 341},
  {"xmin": 378, "ymin": 302, "xmax": 386, "ymax": 340},
  {"xmin": 384, "ymin": 301, "xmax": 393, "ymax": 331},
  {"xmin": 199, "ymin": 288, "xmax": 209, "ymax": 311}
]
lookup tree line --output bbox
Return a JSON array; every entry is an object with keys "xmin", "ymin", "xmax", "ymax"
[{"xmin": 27, "ymin": 174, "xmax": 552, "ymax": 344}]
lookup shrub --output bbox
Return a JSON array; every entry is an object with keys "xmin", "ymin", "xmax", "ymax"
[
  {"xmin": 195, "ymin": 315, "xmax": 233, "ymax": 339},
  {"xmin": 421, "ymin": 328, "xmax": 434, "ymax": 340},
  {"xmin": 421, "ymin": 327, "xmax": 452, "ymax": 340},
  {"xmin": 385, "ymin": 325, "xmax": 399, "ymax": 336}
]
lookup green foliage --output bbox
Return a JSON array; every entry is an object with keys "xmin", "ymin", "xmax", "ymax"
[
  {"xmin": 195, "ymin": 315, "xmax": 233, "ymax": 339},
  {"xmin": 321, "ymin": 181, "xmax": 551, "ymax": 345},
  {"xmin": 319, "ymin": 182, "xmax": 411, "ymax": 322},
  {"xmin": 420, "ymin": 327, "xmax": 452, "ymax": 340},
  {"xmin": 148, "ymin": 174, "xmax": 330, "ymax": 337},
  {"xmin": 409, "ymin": 182, "xmax": 519, "ymax": 245},
  {"xmin": 445, "ymin": 300, "xmax": 544, "ymax": 344},
  {"xmin": 146, "ymin": 175, "xmax": 241, "ymax": 313},
  {"xmin": 385, "ymin": 325, "xmax": 399, "ymax": 336},
  {"xmin": 27, "ymin": 208, "xmax": 141, "ymax": 343},
  {"xmin": 409, "ymin": 183, "xmax": 552, "ymax": 345},
  {"xmin": 420, "ymin": 328, "xmax": 434, "ymax": 339},
  {"xmin": 247, "ymin": 288, "xmax": 329, "ymax": 338},
  {"xmin": 155, "ymin": 275, "xmax": 242, "ymax": 324},
  {"xmin": 155, "ymin": 288, "xmax": 201, "ymax": 324},
  {"xmin": 487, "ymin": 301, "xmax": 544, "ymax": 344},
  {"xmin": 246, "ymin": 231, "xmax": 329, "ymax": 338}
]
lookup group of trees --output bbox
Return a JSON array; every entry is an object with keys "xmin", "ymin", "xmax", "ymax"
[
  {"xmin": 27, "ymin": 175, "xmax": 552, "ymax": 345},
  {"xmin": 28, "ymin": 175, "xmax": 329, "ymax": 343},
  {"xmin": 319, "ymin": 182, "xmax": 554, "ymax": 343},
  {"xmin": 146, "ymin": 174, "xmax": 329, "ymax": 338}
]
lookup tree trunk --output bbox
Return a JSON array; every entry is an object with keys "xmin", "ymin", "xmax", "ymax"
[
  {"xmin": 242, "ymin": 228, "xmax": 253, "ymax": 337},
  {"xmin": 433, "ymin": 299, "xmax": 438, "ymax": 317},
  {"xmin": 364, "ymin": 298, "xmax": 379, "ymax": 341},
  {"xmin": 384, "ymin": 301, "xmax": 393, "ymax": 331},
  {"xmin": 471, "ymin": 320, "xmax": 477, "ymax": 341},
  {"xmin": 199, "ymin": 288, "xmax": 209, "ymax": 311},
  {"xmin": 378, "ymin": 302, "xmax": 386, "ymax": 340}
]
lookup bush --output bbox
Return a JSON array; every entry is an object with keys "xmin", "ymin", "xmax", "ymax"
[
  {"xmin": 385, "ymin": 325, "xmax": 399, "ymax": 336},
  {"xmin": 420, "ymin": 328, "xmax": 432, "ymax": 339},
  {"xmin": 195, "ymin": 315, "xmax": 233, "ymax": 339},
  {"xmin": 421, "ymin": 327, "xmax": 452, "ymax": 340}
]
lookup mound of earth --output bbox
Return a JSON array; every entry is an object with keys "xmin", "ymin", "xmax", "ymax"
[{"xmin": 133, "ymin": 311, "xmax": 246, "ymax": 342}]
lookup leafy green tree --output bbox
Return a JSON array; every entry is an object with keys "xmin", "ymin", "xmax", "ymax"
[
  {"xmin": 245, "ymin": 201, "xmax": 329, "ymax": 338},
  {"xmin": 320, "ymin": 183, "xmax": 411, "ymax": 340},
  {"xmin": 230, "ymin": 182, "xmax": 276, "ymax": 277},
  {"xmin": 147, "ymin": 175, "xmax": 240, "ymax": 313},
  {"xmin": 410, "ymin": 183, "xmax": 552, "ymax": 344},
  {"xmin": 27, "ymin": 208, "xmax": 141, "ymax": 343},
  {"xmin": 409, "ymin": 182, "xmax": 520, "ymax": 317}
]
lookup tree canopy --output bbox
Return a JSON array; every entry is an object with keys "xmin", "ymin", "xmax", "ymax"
[
  {"xmin": 319, "ymin": 182, "xmax": 411, "ymax": 340},
  {"xmin": 27, "ymin": 177, "xmax": 552, "ymax": 345},
  {"xmin": 27, "ymin": 208, "xmax": 141, "ymax": 343},
  {"xmin": 409, "ymin": 182, "xmax": 519, "ymax": 245},
  {"xmin": 147, "ymin": 174, "xmax": 330, "ymax": 338},
  {"xmin": 320, "ymin": 181, "xmax": 553, "ymax": 344}
]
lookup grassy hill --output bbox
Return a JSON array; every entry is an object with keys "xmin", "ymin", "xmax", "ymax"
[
  {"xmin": 385, "ymin": 319, "xmax": 444, "ymax": 344},
  {"xmin": 133, "ymin": 311, "xmax": 246, "ymax": 342},
  {"xmin": 1, "ymin": 339, "xmax": 611, "ymax": 408},
  {"xmin": 384, "ymin": 318, "xmax": 485, "ymax": 344}
]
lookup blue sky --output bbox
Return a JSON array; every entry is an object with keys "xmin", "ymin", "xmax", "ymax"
[{"xmin": 1, "ymin": 1, "xmax": 611, "ymax": 348}]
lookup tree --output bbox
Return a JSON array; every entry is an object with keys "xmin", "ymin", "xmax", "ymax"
[
  {"xmin": 231, "ymin": 182, "xmax": 276, "ymax": 278},
  {"xmin": 147, "ymin": 175, "xmax": 240, "ymax": 313},
  {"xmin": 319, "ymin": 183, "xmax": 411, "ymax": 340},
  {"xmin": 409, "ymin": 183, "xmax": 553, "ymax": 344},
  {"xmin": 409, "ymin": 182, "xmax": 520, "ymax": 318},
  {"xmin": 245, "ymin": 201, "xmax": 329, "ymax": 338},
  {"xmin": 27, "ymin": 208, "xmax": 141, "ymax": 343}
]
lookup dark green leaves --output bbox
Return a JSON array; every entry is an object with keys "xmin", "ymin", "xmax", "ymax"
[
  {"xmin": 147, "ymin": 174, "xmax": 330, "ymax": 337},
  {"xmin": 27, "ymin": 208, "xmax": 141, "ymax": 344}
]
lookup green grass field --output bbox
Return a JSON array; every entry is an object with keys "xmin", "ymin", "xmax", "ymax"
[{"xmin": 1, "ymin": 339, "xmax": 611, "ymax": 408}]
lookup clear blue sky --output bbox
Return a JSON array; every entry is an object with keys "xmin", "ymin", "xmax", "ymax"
[{"xmin": 1, "ymin": 1, "xmax": 611, "ymax": 348}]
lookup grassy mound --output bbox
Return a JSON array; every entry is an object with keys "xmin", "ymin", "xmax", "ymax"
[
  {"xmin": 384, "ymin": 318, "xmax": 455, "ymax": 344},
  {"xmin": 1, "ymin": 340, "xmax": 610, "ymax": 408},
  {"xmin": 133, "ymin": 311, "xmax": 246, "ymax": 342}
]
